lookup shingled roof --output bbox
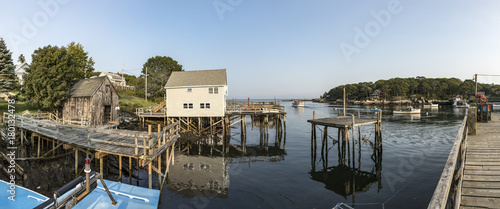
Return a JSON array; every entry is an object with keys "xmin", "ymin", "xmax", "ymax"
[
  {"xmin": 69, "ymin": 76, "xmax": 107, "ymax": 97},
  {"xmin": 165, "ymin": 69, "xmax": 227, "ymax": 88}
]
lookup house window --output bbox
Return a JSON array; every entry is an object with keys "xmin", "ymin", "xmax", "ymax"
[
  {"xmin": 209, "ymin": 87, "xmax": 218, "ymax": 94},
  {"xmin": 200, "ymin": 103, "xmax": 210, "ymax": 109},
  {"xmin": 105, "ymin": 85, "xmax": 110, "ymax": 93},
  {"xmin": 187, "ymin": 88, "xmax": 192, "ymax": 92},
  {"xmin": 183, "ymin": 103, "xmax": 193, "ymax": 109}
]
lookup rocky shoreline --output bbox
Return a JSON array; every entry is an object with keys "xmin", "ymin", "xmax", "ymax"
[{"xmin": 311, "ymin": 98, "xmax": 452, "ymax": 105}]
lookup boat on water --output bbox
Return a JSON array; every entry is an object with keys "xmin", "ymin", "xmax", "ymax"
[
  {"xmin": 2, "ymin": 159, "xmax": 160, "ymax": 209},
  {"xmin": 0, "ymin": 179, "xmax": 48, "ymax": 208},
  {"xmin": 423, "ymin": 103, "xmax": 439, "ymax": 108},
  {"xmin": 453, "ymin": 100, "xmax": 469, "ymax": 108},
  {"xmin": 292, "ymin": 100, "xmax": 305, "ymax": 107},
  {"xmin": 393, "ymin": 106, "xmax": 421, "ymax": 114}
]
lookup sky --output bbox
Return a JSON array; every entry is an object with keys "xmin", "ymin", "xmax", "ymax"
[{"xmin": 1, "ymin": 0, "xmax": 500, "ymax": 99}]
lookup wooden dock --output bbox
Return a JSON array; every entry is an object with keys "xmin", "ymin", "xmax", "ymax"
[
  {"xmin": 5, "ymin": 113, "xmax": 180, "ymax": 190},
  {"xmin": 460, "ymin": 113, "xmax": 500, "ymax": 208},
  {"xmin": 428, "ymin": 109, "xmax": 500, "ymax": 209}
]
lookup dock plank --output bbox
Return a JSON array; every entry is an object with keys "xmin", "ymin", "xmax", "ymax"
[
  {"xmin": 461, "ymin": 196, "xmax": 500, "ymax": 208},
  {"xmin": 14, "ymin": 116, "xmax": 180, "ymax": 158},
  {"xmin": 460, "ymin": 113, "xmax": 500, "ymax": 208}
]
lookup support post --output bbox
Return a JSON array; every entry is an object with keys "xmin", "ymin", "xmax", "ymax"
[
  {"xmin": 119, "ymin": 155, "xmax": 122, "ymax": 182},
  {"xmin": 129, "ymin": 156, "xmax": 132, "ymax": 184},
  {"xmin": 158, "ymin": 124, "xmax": 162, "ymax": 186},
  {"xmin": 100, "ymin": 157, "xmax": 104, "ymax": 178},
  {"xmin": 75, "ymin": 148, "xmax": 79, "ymax": 178}
]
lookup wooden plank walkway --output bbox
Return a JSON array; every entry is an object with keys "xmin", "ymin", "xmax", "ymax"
[
  {"xmin": 13, "ymin": 114, "xmax": 179, "ymax": 159},
  {"xmin": 308, "ymin": 116, "xmax": 379, "ymax": 128},
  {"xmin": 461, "ymin": 113, "xmax": 500, "ymax": 208}
]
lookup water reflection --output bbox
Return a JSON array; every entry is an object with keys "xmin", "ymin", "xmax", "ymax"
[
  {"xmin": 166, "ymin": 115, "xmax": 286, "ymax": 198},
  {"xmin": 168, "ymin": 155, "xmax": 230, "ymax": 198},
  {"xmin": 309, "ymin": 126, "xmax": 383, "ymax": 200}
]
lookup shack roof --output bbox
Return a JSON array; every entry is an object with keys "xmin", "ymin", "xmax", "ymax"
[
  {"xmin": 165, "ymin": 69, "xmax": 227, "ymax": 88},
  {"xmin": 69, "ymin": 76, "xmax": 107, "ymax": 97}
]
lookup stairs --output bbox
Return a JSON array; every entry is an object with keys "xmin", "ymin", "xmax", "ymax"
[{"xmin": 152, "ymin": 101, "xmax": 166, "ymax": 113}]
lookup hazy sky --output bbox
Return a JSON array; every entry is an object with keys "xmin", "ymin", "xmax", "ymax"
[{"xmin": 1, "ymin": 0, "xmax": 500, "ymax": 99}]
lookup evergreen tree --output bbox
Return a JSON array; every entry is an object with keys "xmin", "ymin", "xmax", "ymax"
[
  {"xmin": 0, "ymin": 38, "xmax": 18, "ymax": 93},
  {"xmin": 18, "ymin": 54, "xmax": 25, "ymax": 64}
]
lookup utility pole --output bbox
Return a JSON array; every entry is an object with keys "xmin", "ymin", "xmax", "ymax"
[
  {"xmin": 343, "ymin": 88, "xmax": 346, "ymax": 116},
  {"xmin": 121, "ymin": 64, "xmax": 124, "ymax": 87},
  {"xmin": 145, "ymin": 67, "xmax": 148, "ymax": 101},
  {"xmin": 474, "ymin": 74, "xmax": 478, "ymax": 95}
]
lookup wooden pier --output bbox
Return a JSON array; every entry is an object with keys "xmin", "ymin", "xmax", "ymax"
[
  {"xmin": 3, "ymin": 113, "xmax": 179, "ymax": 190},
  {"xmin": 308, "ymin": 111, "xmax": 382, "ymax": 166},
  {"xmin": 307, "ymin": 111, "xmax": 383, "ymax": 201},
  {"xmin": 135, "ymin": 101, "xmax": 286, "ymax": 146},
  {"xmin": 428, "ymin": 109, "xmax": 500, "ymax": 209}
]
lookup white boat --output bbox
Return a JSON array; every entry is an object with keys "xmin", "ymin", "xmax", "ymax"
[
  {"xmin": 423, "ymin": 103, "xmax": 439, "ymax": 108},
  {"xmin": 453, "ymin": 100, "xmax": 469, "ymax": 108},
  {"xmin": 393, "ymin": 106, "xmax": 421, "ymax": 114},
  {"xmin": 292, "ymin": 100, "xmax": 304, "ymax": 107}
]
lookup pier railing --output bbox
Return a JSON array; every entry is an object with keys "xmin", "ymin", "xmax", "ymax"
[
  {"xmin": 428, "ymin": 114, "xmax": 468, "ymax": 209},
  {"xmin": 226, "ymin": 106, "xmax": 285, "ymax": 114}
]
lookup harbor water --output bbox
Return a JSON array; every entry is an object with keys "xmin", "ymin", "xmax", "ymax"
[{"xmin": 159, "ymin": 101, "xmax": 466, "ymax": 209}]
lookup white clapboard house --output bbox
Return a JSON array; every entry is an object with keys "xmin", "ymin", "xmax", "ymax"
[{"xmin": 165, "ymin": 69, "xmax": 227, "ymax": 117}]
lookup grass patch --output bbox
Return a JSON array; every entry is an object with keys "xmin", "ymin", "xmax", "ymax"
[
  {"xmin": 117, "ymin": 90, "xmax": 160, "ymax": 113},
  {"xmin": 0, "ymin": 100, "xmax": 45, "ymax": 117}
]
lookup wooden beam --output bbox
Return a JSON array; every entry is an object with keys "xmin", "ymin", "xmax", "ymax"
[
  {"xmin": 96, "ymin": 151, "xmax": 109, "ymax": 159},
  {"xmin": 40, "ymin": 142, "xmax": 64, "ymax": 158}
]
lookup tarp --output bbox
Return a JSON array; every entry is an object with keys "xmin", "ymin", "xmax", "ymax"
[{"xmin": 73, "ymin": 179, "xmax": 160, "ymax": 209}]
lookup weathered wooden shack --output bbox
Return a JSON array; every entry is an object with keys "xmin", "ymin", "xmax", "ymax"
[{"xmin": 62, "ymin": 76, "xmax": 119, "ymax": 127}]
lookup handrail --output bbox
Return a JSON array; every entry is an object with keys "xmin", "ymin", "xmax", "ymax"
[{"xmin": 428, "ymin": 114, "xmax": 468, "ymax": 209}]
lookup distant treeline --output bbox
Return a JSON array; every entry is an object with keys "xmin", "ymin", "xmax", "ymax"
[{"xmin": 322, "ymin": 77, "xmax": 500, "ymax": 101}]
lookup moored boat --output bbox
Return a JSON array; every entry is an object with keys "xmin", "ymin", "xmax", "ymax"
[
  {"xmin": 0, "ymin": 180, "xmax": 48, "ymax": 208},
  {"xmin": 453, "ymin": 100, "xmax": 469, "ymax": 108},
  {"xmin": 292, "ymin": 99, "xmax": 305, "ymax": 107},
  {"xmin": 393, "ymin": 106, "xmax": 421, "ymax": 114}
]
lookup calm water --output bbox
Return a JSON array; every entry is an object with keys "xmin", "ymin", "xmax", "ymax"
[{"xmin": 159, "ymin": 101, "xmax": 467, "ymax": 209}]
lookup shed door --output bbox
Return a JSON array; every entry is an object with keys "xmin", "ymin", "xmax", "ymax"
[{"xmin": 104, "ymin": 105, "xmax": 111, "ymax": 123}]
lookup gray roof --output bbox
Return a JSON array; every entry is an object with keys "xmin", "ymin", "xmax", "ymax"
[
  {"xmin": 165, "ymin": 69, "xmax": 227, "ymax": 88},
  {"xmin": 69, "ymin": 76, "xmax": 107, "ymax": 97},
  {"xmin": 99, "ymin": 72, "xmax": 123, "ymax": 81}
]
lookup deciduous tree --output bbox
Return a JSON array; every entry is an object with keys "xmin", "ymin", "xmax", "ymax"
[
  {"xmin": 141, "ymin": 56, "xmax": 183, "ymax": 100},
  {"xmin": 24, "ymin": 42, "xmax": 95, "ymax": 111}
]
